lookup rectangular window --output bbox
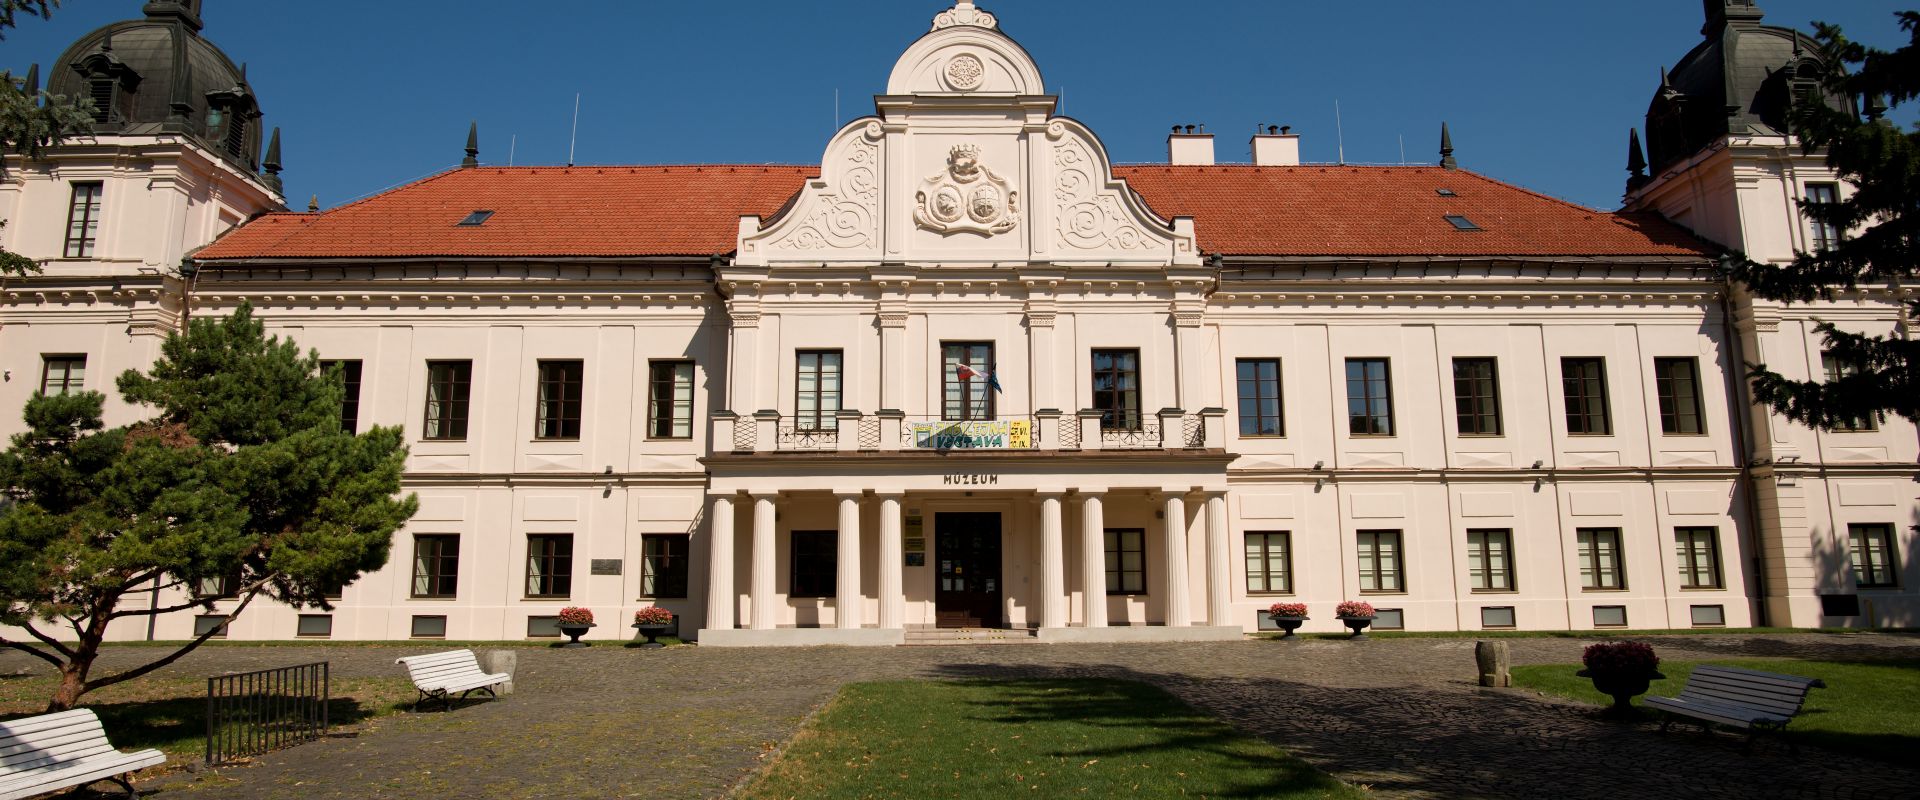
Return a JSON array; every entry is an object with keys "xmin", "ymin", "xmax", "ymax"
[
  {"xmin": 1806, "ymin": 183, "xmax": 1840, "ymax": 252},
  {"xmin": 1372, "ymin": 608, "xmax": 1405, "ymax": 630},
  {"xmin": 1345, "ymin": 358, "xmax": 1394, "ymax": 436},
  {"xmin": 1849, "ymin": 523, "xmax": 1899, "ymax": 588},
  {"xmin": 1821, "ymin": 352, "xmax": 1879, "ymax": 431},
  {"xmin": 193, "ymin": 615, "xmax": 229, "ymax": 639},
  {"xmin": 526, "ymin": 617, "xmax": 561, "ymax": 638},
  {"xmin": 1467, "ymin": 529, "xmax": 1515, "ymax": 591},
  {"xmin": 1452, "ymin": 357, "xmax": 1502, "ymax": 436},
  {"xmin": 1690, "ymin": 605, "xmax": 1726, "ymax": 627},
  {"xmin": 535, "ymin": 360, "xmax": 584, "ymax": 440},
  {"xmin": 1592, "ymin": 605, "xmax": 1628, "ymax": 627},
  {"xmin": 795, "ymin": 351, "xmax": 842, "ymax": 432},
  {"xmin": 39, "ymin": 355, "xmax": 86, "ymax": 395},
  {"xmin": 1654, "ymin": 357, "xmax": 1705, "ymax": 435},
  {"xmin": 1356, "ymin": 530, "xmax": 1404, "ymax": 592},
  {"xmin": 410, "ymin": 615, "xmax": 447, "ymax": 638},
  {"xmin": 1561, "ymin": 357, "xmax": 1612, "ymax": 435},
  {"xmin": 320, "ymin": 360, "xmax": 363, "ymax": 434},
  {"xmin": 1244, "ymin": 531, "xmax": 1292, "ymax": 593},
  {"xmin": 1674, "ymin": 526, "xmax": 1723, "ymax": 589},
  {"xmin": 63, "ymin": 182, "xmax": 102, "ymax": 258},
  {"xmin": 1236, "ymin": 359, "xmax": 1284, "ymax": 437},
  {"xmin": 942, "ymin": 342, "xmax": 996, "ymax": 421},
  {"xmin": 423, "ymin": 361, "xmax": 472, "ymax": 441},
  {"xmin": 1092, "ymin": 349, "xmax": 1142, "ymax": 431},
  {"xmin": 411, "ymin": 534, "xmax": 460, "ymax": 598},
  {"xmin": 1105, "ymin": 528, "xmax": 1146, "ymax": 594},
  {"xmin": 296, "ymin": 615, "xmax": 333, "ymax": 638},
  {"xmin": 1481, "ymin": 606, "xmax": 1516, "ymax": 628},
  {"xmin": 194, "ymin": 571, "xmax": 240, "ymax": 600},
  {"xmin": 641, "ymin": 534, "xmax": 690, "ymax": 599},
  {"xmin": 790, "ymin": 530, "xmax": 837, "ymax": 598},
  {"xmin": 1577, "ymin": 528, "xmax": 1625, "ymax": 590},
  {"xmin": 524, "ymin": 534, "xmax": 574, "ymax": 599},
  {"xmin": 647, "ymin": 361, "xmax": 694, "ymax": 439}
]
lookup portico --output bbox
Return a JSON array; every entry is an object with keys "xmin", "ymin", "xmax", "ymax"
[{"xmin": 696, "ymin": 454, "xmax": 1242, "ymax": 647}]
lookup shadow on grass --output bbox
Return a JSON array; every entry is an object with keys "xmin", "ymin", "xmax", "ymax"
[{"xmin": 74, "ymin": 694, "xmax": 385, "ymax": 755}]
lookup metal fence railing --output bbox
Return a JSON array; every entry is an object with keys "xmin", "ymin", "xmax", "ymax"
[{"xmin": 206, "ymin": 661, "xmax": 329, "ymax": 765}]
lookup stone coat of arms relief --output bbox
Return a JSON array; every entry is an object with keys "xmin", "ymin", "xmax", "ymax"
[{"xmin": 914, "ymin": 144, "xmax": 1019, "ymax": 236}]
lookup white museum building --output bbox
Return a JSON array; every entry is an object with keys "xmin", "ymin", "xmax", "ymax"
[{"xmin": 2, "ymin": 0, "xmax": 1915, "ymax": 645}]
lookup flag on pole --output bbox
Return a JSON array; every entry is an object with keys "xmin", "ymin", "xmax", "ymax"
[{"xmin": 955, "ymin": 363, "xmax": 1003, "ymax": 394}]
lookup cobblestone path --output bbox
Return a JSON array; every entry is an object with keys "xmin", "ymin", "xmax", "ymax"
[{"xmin": 4, "ymin": 633, "xmax": 1916, "ymax": 799}]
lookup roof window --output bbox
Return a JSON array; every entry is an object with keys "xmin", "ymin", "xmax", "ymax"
[
  {"xmin": 1444, "ymin": 214, "xmax": 1481, "ymax": 231},
  {"xmin": 456, "ymin": 210, "xmax": 494, "ymax": 227},
  {"xmin": 1435, "ymin": 188, "xmax": 1457, "ymax": 197}
]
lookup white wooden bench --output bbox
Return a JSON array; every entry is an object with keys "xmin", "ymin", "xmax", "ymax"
[
  {"xmin": 395, "ymin": 650, "xmax": 510, "ymax": 712},
  {"xmin": 1644, "ymin": 664, "xmax": 1825, "ymax": 750},
  {"xmin": 0, "ymin": 709, "xmax": 165, "ymax": 800}
]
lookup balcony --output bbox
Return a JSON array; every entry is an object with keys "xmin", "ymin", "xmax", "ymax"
[{"xmin": 712, "ymin": 408, "xmax": 1225, "ymax": 454}]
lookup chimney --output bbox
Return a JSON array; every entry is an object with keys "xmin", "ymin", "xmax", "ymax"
[
  {"xmin": 1251, "ymin": 124, "xmax": 1300, "ymax": 166},
  {"xmin": 1168, "ymin": 124, "xmax": 1214, "ymax": 166}
]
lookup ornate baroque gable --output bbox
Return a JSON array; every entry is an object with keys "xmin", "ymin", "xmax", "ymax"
[{"xmin": 737, "ymin": 2, "xmax": 1195, "ymax": 268}]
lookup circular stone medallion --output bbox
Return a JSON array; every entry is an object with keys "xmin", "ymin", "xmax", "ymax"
[{"xmin": 945, "ymin": 54, "xmax": 986, "ymax": 91}]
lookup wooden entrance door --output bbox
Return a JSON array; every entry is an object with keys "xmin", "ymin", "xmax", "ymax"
[{"xmin": 934, "ymin": 512, "xmax": 1003, "ymax": 628}]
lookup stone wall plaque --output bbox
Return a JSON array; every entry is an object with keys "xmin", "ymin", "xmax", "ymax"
[{"xmin": 590, "ymin": 559, "xmax": 623, "ymax": 576}]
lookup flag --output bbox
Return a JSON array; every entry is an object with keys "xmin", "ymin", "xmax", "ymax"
[{"xmin": 955, "ymin": 363, "xmax": 1003, "ymax": 394}]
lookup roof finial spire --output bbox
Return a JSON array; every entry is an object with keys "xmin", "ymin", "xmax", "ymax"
[
  {"xmin": 22, "ymin": 64, "xmax": 39, "ymax": 102},
  {"xmin": 931, "ymin": 1, "xmax": 997, "ymax": 31},
  {"xmin": 1626, "ymin": 128, "xmax": 1650, "ymax": 193},
  {"xmin": 307, "ymin": 195, "xmax": 320, "ymax": 213},
  {"xmin": 261, "ymin": 127, "xmax": 283, "ymax": 194},
  {"xmin": 462, "ymin": 120, "xmax": 479, "ymax": 168},
  {"xmin": 1439, "ymin": 122, "xmax": 1457, "ymax": 170}
]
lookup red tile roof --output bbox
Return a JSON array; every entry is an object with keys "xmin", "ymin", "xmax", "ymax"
[
  {"xmin": 1113, "ymin": 165, "xmax": 1711, "ymax": 257},
  {"xmin": 195, "ymin": 163, "xmax": 1712, "ymax": 262}
]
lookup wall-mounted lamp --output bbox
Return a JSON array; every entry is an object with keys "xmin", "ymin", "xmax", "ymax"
[
  {"xmin": 1314, "ymin": 477, "xmax": 1327, "ymax": 490},
  {"xmin": 1312, "ymin": 461, "xmax": 1324, "ymax": 471},
  {"xmin": 1531, "ymin": 460, "xmax": 1544, "ymax": 470},
  {"xmin": 1533, "ymin": 477, "xmax": 1546, "ymax": 491}
]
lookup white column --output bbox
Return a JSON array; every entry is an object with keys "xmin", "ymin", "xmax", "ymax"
[
  {"xmin": 877, "ymin": 493, "xmax": 904, "ymax": 629},
  {"xmin": 1204, "ymin": 492, "xmax": 1231, "ymax": 627},
  {"xmin": 750, "ymin": 493, "xmax": 777, "ymax": 630},
  {"xmin": 835, "ymin": 491, "xmax": 863, "ymax": 629},
  {"xmin": 705, "ymin": 494, "xmax": 736, "ymax": 631},
  {"xmin": 1162, "ymin": 492, "xmax": 1191, "ymax": 627},
  {"xmin": 1039, "ymin": 492, "xmax": 1066, "ymax": 629},
  {"xmin": 1080, "ymin": 492, "xmax": 1107, "ymax": 628}
]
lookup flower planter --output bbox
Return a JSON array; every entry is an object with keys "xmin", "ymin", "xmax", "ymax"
[
  {"xmin": 1577, "ymin": 668, "xmax": 1666, "ymax": 716},
  {"xmin": 1268, "ymin": 615, "xmax": 1308, "ymax": 638},
  {"xmin": 632, "ymin": 622, "xmax": 671, "ymax": 649},
  {"xmin": 556, "ymin": 622, "xmax": 595, "ymax": 648},
  {"xmin": 1336, "ymin": 615, "xmax": 1374, "ymax": 640}
]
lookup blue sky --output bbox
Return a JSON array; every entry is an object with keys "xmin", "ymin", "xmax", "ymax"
[{"xmin": 10, "ymin": 1, "xmax": 1915, "ymax": 212}]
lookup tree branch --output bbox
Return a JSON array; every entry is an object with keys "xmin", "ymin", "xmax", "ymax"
[
  {"xmin": 20, "ymin": 620, "xmax": 74, "ymax": 660},
  {"xmin": 109, "ymin": 598, "xmax": 211, "ymax": 620},
  {"xmin": 0, "ymin": 636, "xmax": 62, "ymax": 669},
  {"xmin": 82, "ymin": 583, "xmax": 267, "ymax": 694}
]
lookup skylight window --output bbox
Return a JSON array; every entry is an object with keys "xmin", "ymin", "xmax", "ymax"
[
  {"xmin": 1444, "ymin": 214, "xmax": 1481, "ymax": 231},
  {"xmin": 456, "ymin": 210, "xmax": 495, "ymax": 227},
  {"xmin": 1436, "ymin": 188, "xmax": 1458, "ymax": 197}
]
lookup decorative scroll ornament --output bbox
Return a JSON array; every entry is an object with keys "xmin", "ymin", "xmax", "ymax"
[
  {"xmin": 770, "ymin": 122, "xmax": 883, "ymax": 251},
  {"xmin": 1051, "ymin": 131, "xmax": 1153, "ymax": 250},
  {"xmin": 915, "ymin": 144, "xmax": 1019, "ymax": 236},
  {"xmin": 944, "ymin": 54, "xmax": 985, "ymax": 91},
  {"xmin": 931, "ymin": 1, "xmax": 997, "ymax": 31}
]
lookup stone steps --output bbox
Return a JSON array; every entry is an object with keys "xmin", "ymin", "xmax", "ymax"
[{"xmin": 901, "ymin": 627, "xmax": 1040, "ymax": 646}]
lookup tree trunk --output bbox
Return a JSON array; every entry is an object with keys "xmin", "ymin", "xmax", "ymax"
[{"xmin": 48, "ymin": 657, "xmax": 92, "ymax": 712}]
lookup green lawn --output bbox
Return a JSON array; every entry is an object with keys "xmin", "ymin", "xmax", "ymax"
[
  {"xmin": 739, "ymin": 679, "xmax": 1364, "ymax": 800},
  {"xmin": 1512, "ymin": 658, "xmax": 1920, "ymax": 762},
  {"xmin": 1254, "ymin": 627, "xmax": 1896, "ymax": 641}
]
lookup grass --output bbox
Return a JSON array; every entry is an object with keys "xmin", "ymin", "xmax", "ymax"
[
  {"xmin": 1511, "ymin": 658, "xmax": 1920, "ymax": 763},
  {"xmin": 1254, "ymin": 627, "xmax": 1905, "ymax": 641},
  {"xmin": 739, "ymin": 679, "xmax": 1365, "ymax": 799},
  {"xmin": 0, "ymin": 670, "xmax": 418, "ymax": 761}
]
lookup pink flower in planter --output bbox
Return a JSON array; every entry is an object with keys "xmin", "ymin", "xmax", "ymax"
[
  {"xmin": 1267, "ymin": 603, "xmax": 1309, "ymax": 618},
  {"xmin": 1335, "ymin": 601, "xmax": 1376, "ymax": 618},
  {"xmin": 556, "ymin": 607, "xmax": 594, "ymax": 626},
  {"xmin": 633, "ymin": 607, "xmax": 674, "ymax": 626}
]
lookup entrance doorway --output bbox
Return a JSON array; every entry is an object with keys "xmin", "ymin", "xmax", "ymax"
[{"xmin": 934, "ymin": 512, "xmax": 1003, "ymax": 628}]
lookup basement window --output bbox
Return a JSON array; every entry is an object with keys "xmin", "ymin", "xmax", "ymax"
[
  {"xmin": 1435, "ymin": 188, "xmax": 1457, "ymax": 197},
  {"xmin": 1444, "ymin": 214, "xmax": 1481, "ymax": 231},
  {"xmin": 456, "ymin": 210, "xmax": 495, "ymax": 227}
]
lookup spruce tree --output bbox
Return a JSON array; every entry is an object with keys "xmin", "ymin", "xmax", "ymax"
[
  {"xmin": 0, "ymin": 305, "xmax": 417, "ymax": 710},
  {"xmin": 1732, "ymin": 12, "xmax": 1920, "ymax": 429}
]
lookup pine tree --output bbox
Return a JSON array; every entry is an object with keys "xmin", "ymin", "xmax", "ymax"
[
  {"xmin": 0, "ymin": 305, "xmax": 417, "ymax": 711},
  {"xmin": 1732, "ymin": 12, "xmax": 1920, "ymax": 429},
  {"xmin": 0, "ymin": 0, "xmax": 97, "ymax": 276}
]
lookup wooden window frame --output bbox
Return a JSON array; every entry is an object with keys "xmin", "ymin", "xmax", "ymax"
[
  {"xmin": 411, "ymin": 534, "xmax": 460, "ymax": 599},
  {"xmin": 1345, "ymin": 358, "xmax": 1395, "ymax": 436},
  {"xmin": 1451, "ymin": 357, "xmax": 1503, "ymax": 436},
  {"xmin": 941, "ymin": 342, "xmax": 997, "ymax": 421},
  {"xmin": 534, "ymin": 360, "xmax": 584, "ymax": 440},
  {"xmin": 1654, "ymin": 357, "xmax": 1706, "ymax": 436},
  {"xmin": 1244, "ymin": 530, "xmax": 1292, "ymax": 594},
  {"xmin": 319, "ymin": 359, "xmax": 363, "ymax": 435},
  {"xmin": 524, "ymin": 533, "xmax": 574, "ymax": 599},
  {"xmin": 1091, "ymin": 349, "xmax": 1142, "ymax": 431},
  {"xmin": 63, "ymin": 182, "xmax": 103, "ymax": 258},
  {"xmin": 423, "ymin": 360, "xmax": 473, "ymax": 441},
  {"xmin": 1674, "ymin": 526, "xmax": 1723, "ymax": 590},
  {"xmin": 647, "ymin": 360, "xmax": 695, "ymax": 440},
  {"xmin": 641, "ymin": 534, "xmax": 691, "ymax": 599},
  {"xmin": 794, "ymin": 350, "xmax": 843, "ymax": 433},
  {"xmin": 1848, "ymin": 523, "xmax": 1899, "ymax": 588},
  {"xmin": 38, "ymin": 354, "xmax": 86, "ymax": 395},
  {"xmin": 1805, "ymin": 182, "xmax": 1840, "ymax": 252},
  {"xmin": 790, "ymin": 530, "xmax": 837, "ymax": 598},
  {"xmin": 1561, "ymin": 357, "xmax": 1613, "ymax": 436},
  {"xmin": 1104, "ymin": 528, "xmax": 1146, "ymax": 595},
  {"xmin": 1821, "ymin": 352, "xmax": 1879, "ymax": 431},
  {"xmin": 1577, "ymin": 528, "xmax": 1626, "ymax": 591},
  {"xmin": 1467, "ymin": 529, "xmax": 1515, "ymax": 592},
  {"xmin": 1236, "ymin": 358, "xmax": 1285, "ymax": 437},
  {"xmin": 1356, "ymin": 529, "xmax": 1404, "ymax": 593}
]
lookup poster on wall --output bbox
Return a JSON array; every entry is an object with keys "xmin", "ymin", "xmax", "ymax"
[{"xmin": 907, "ymin": 419, "xmax": 1033, "ymax": 449}]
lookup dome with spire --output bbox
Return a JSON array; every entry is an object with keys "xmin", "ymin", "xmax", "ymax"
[{"xmin": 43, "ymin": 0, "xmax": 267, "ymax": 175}]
